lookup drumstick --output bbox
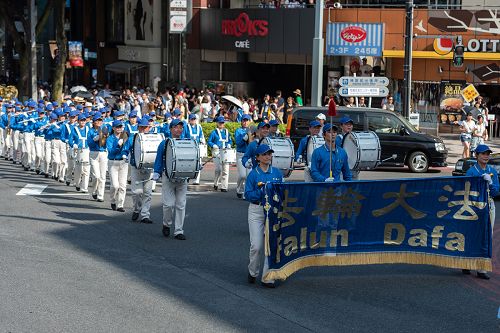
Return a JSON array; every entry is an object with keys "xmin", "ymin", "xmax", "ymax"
[{"xmin": 135, "ymin": 178, "xmax": 152, "ymax": 185}]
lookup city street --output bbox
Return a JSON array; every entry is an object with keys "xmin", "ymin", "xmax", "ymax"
[{"xmin": 0, "ymin": 158, "xmax": 498, "ymax": 332}]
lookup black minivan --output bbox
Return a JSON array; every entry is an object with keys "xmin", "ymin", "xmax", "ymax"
[{"xmin": 286, "ymin": 106, "xmax": 448, "ymax": 173}]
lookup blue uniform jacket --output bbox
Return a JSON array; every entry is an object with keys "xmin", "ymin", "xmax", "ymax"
[
  {"xmin": 44, "ymin": 123, "xmax": 62, "ymax": 140},
  {"xmin": 71, "ymin": 126, "xmax": 90, "ymax": 149},
  {"xmin": 295, "ymin": 135, "xmax": 309, "ymax": 162},
  {"xmin": 60, "ymin": 122, "xmax": 76, "ymax": 144},
  {"xmin": 106, "ymin": 134, "xmax": 128, "ymax": 160},
  {"xmin": 208, "ymin": 128, "xmax": 232, "ymax": 149},
  {"xmin": 183, "ymin": 123, "xmax": 204, "ymax": 144},
  {"xmin": 234, "ymin": 127, "xmax": 249, "ymax": 153},
  {"xmin": 153, "ymin": 140, "xmax": 167, "ymax": 174},
  {"xmin": 466, "ymin": 163, "xmax": 500, "ymax": 197},
  {"xmin": 34, "ymin": 117, "xmax": 49, "ymax": 137},
  {"xmin": 242, "ymin": 140, "xmax": 259, "ymax": 169},
  {"xmin": 310, "ymin": 144, "xmax": 352, "ymax": 182},
  {"xmin": 244, "ymin": 165, "xmax": 283, "ymax": 204},
  {"xmin": 125, "ymin": 122, "xmax": 138, "ymax": 135},
  {"xmin": 87, "ymin": 127, "xmax": 107, "ymax": 152}
]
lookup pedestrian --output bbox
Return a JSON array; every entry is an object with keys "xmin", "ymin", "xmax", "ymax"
[
  {"xmin": 459, "ymin": 112, "xmax": 475, "ymax": 159},
  {"xmin": 245, "ymin": 144, "xmax": 283, "ymax": 288},
  {"xmin": 471, "ymin": 115, "xmax": 487, "ymax": 154},
  {"xmin": 463, "ymin": 144, "xmax": 498, "ymax": 280},
  {"xmin": 293, "ymin": 89, "xmax": 303, "ymax": 106}
]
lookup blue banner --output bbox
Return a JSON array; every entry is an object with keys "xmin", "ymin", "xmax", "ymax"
[
  {"xmin": 326, "ymin": 22, "xmax": 384, "ymax": 56},
  {"xmin": 263, "ymin": 176, "xmax": 492, "ymax": 281}
]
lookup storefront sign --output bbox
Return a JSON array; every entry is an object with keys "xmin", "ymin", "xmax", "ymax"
[
  {"xmin": 68, "ymin": 41, "xmax": 83, "ymax": 67},
  {"xmin": 461, "ymin": 84, "xmax": 479, "ymax": 103},
  {"xmin": 439, "ymin": 80, "xmax": 465, "ymax": 128},
  {"xmin": 326, "ymin": 23, "xmax": 384, "ymax": 56},
  {"xmin": 339, "ymin": 76, "xmax": 389, "ymax": 87},
  {"xmin": 200, "ymin": 9, "xmax": 314, "ymax": 54},
  {"xmin": 433, "ymin": 38, "xmax": 500, "ymax": 54},
  {"xmin": 170, "ymin": 0, "xmax": 187, "ymax": 33}
]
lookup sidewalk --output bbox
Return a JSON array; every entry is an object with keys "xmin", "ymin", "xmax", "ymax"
[{"xmin": 440, "ymin": 134, "xmax": 500, "ymax": 166}]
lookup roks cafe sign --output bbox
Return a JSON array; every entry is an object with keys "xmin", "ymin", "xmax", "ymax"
[{"xmin": 221, "ymin": 13, "xmax": 268, "ymax": 49}]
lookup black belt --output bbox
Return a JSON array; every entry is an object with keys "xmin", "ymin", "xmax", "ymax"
[
  {"xmin": 109, "ymin": 158, "xmax": 124, "ymax": 161},
  {"xmin": 251, "ymin": 202, "xmax": 261, "ymax": 205}
]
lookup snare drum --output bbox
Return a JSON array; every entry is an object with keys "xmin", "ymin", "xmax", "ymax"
[
  {"xmin": 342, "ymin": 131, "xmax": 381, "ymax": 171},
  {"xmin": 260, "ymin": 137, "xmax": 295, "ymax": 177},
  {"xmin": 199, "ymin": 143, "xmax": 208, "ymax": 159},
  {"xmin": 76, "ymin": 148, "xmax": 90, "ymax": 164},
  {"xmin": 306, "ymin": 136, "xmax": 325, "ymax": 166},
  {"xmin": 220, "ymin": 148, "xmax": 236, "ymax": 164},
  {"xmin": 165, "ymin": 138, "xmax": 200, "ymax": 180},
  {"xmin": 133, "ymin": 133, "xmax": 165, "ymax": 169}
]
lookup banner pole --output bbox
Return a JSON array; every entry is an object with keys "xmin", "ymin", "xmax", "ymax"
[{"xmin": 329, "ymin": 116, "xmax": 333, "ymax": 178}]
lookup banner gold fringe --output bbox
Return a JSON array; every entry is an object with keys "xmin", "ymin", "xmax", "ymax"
[{"xmin": 263, "ymin": 252, "xmax": 492, "ymax": 281}]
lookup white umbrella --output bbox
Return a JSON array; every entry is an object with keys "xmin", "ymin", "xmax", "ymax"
[
  {"xmin": 221, "ymin": 95, "xmax": 243, "ymax": 109},
  {"xmin": 70, "ymin": 85, "xmax": 88, "ymax": 93}
]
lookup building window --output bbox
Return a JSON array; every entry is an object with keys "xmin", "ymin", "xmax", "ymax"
[{"xmin": 106, "ymin": 0, "xmax": 125, "ymax": 44}]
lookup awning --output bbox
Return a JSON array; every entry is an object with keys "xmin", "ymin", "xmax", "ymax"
[
  {"xmin": 383, "ymin": 50, "xmax": 500, "ymax": 61},
  {"xmin": 105, "ymin": 61, "xmax": 146, "ymax": 74}
]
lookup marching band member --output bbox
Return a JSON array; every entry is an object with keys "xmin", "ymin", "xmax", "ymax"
[
  {"xmin": 245, "ymin": 144, "xmax": 283, "ymax": 288},
  {"xmin": 125, "ymin": 111, "xmax": 139, "ymax": 183},
  {"xmin": 46, "ymin": 112, "xmax": 62, "ymax": 179},
  {"xmin": 295, "ymin": 120, "xmax": 322, "ymax": 182},
  {"xmin": 208, "ymin": 116, "xmax": 233, "ymax": 192},
  {"xmin": 88, "ymin": 113, "xmax": 107, "ymax": 202},
  {"xmin": 106, "ymin": 120, "xmax": 129, "ymax": 212},
  {"xmin": 242, "ymin": 122, "xmax": 270, "ymax": 170},
  {"xmin": 0, "ymin": 98, "xmax": 4, "ymax": 157},
  {"xmin": 310, "ymin": 123, "xmax": 352, "ymax": 182},
  {"xmin": 22, "ymin": 102, "xmax": 37, "ymax": 171},
  {"xmin": 235, "ymin": 114, "xmax": 252, "ymax": 198},
  {"xmin": 336, "ymin": 116, "xmax": 359, "ymax": 180},
  {"xmin": 463, "ymin": 144, "xmax": 499, "ymax": 280},
  {"xmin": 2, "ymin": 104, "xmax": 13, "ymax": 160},
  {"xmin": 33, "ymin": 109, "xmax": 48, "ymax": 175},
  {"xmin": 9, "ymin": 106, "xmax": 22, "ymax": 164},
  {"xmin": 62, "ymin": 110, "xmax": 79, "ymax": 185},
  {"xmin": 153, "ymin": 119, "xmax": 188, "ymax": 240},
  {"xmin": 71, "ymin": 114, "xmax": 91, "ymax": 193},
  {"xmin": 129, "ymin": 118, "xmax": 154, "ymax": 223},
  {"xmin": 268, "ymin": 119, "xmax": 282, "ymax": 138},
  {"xmin": 183, "ymin": 113, "xmax": 205, "ymax": 185}
]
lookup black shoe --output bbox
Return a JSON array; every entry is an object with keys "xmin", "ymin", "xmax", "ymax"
[
  {"xmin": 92, "ymin": 193, "xmax": 97, "ymax": 200},
  {"xmin": 132, "ymin": 212, "xmax": 139, "ymax": 221},
  {"xmin": 462, "ymin": 269, "xmax": 471, "ymax": 275},
  {"xmin": 174, "ymin": 234, "xmax": 186, "ymax": 240},
  {"xmin": 261, "ymin": 281, "xmax": 276, "ymax": 288},
  {"xmin": 477, "ymin": 272, "xmax": 490, "ymax": 280},
  {"xmin": 141, "ymin": 218, "xmax": 153, "ymax": 224},
  {"xmin": 44, "ymin": 173, "xmax": 49, "ymax": 178},
  {"xmin": 221, "ymin": 189, "xmax": 228, "ymax": 192},
  {"xmin": 97, "ymin": 199, "xmax": 104, "ymax": 202},
  {"xmin": 76, "ymin": 187, "xmax": 80, "ymax": 192},
  {"xmin": 237, "ymin": 193, "xmax": 243, "ymax": 199},
  {"xmin": 162, "ymin": 225, "xmax": 170, "ymax": 238},
  {"xmin": 23, "ymin": 167, "xmax": 29, "ymax": 171},
  {"xmin": 66, "ymin": 181, "xmax": 70, "ymax": 186},
  {"xmin": 248, "ymin": 273, "xmax": 256, "ymax": 284},
  {"xmin": 127, "ymin": 180, "xmax": 131, "ymax": 185},
  {"xmin": 12, "ymin": 161, "xmax": 16, "ymax": 164},
  {"xmin": 117, "ymin": 207, "xmax": 125, "ymax": 212},
  {"xmin": 36, "ymin": 169, "xmax": 40, "ymax": 175},
  {"xmin": 213, "ymin": 185, "xmax": 218, "ymax": 191},
  {"xmin": 111, "ymin": 203, "xmax": 117, "ymax": 211}
]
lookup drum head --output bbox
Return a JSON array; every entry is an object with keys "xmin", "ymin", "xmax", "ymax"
[
  {"xmin": 307, "ymin": 136, "xmax": 324, "ymax": 164},
  {"xmin": 343, "ymin": 133, "xmax": 360, "ymax": 170},
  {"xmin": 133, "ymin": 133, "xmax": 142, "ymax": 168}
]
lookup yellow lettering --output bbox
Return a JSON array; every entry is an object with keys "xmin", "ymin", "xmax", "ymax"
[
  {"xmin": 283, "ymin": 236, "xmax": 298, "ymax": 256},
  {"xmin": 445, "ymin": 233, "xmax": 465, "ymax": 252},
  {"xmin": 408, "ymin": 229, "xmax": 427, "ymax": 247},
  {"xmin": 384, "ymin": 223, "xmax": 405, "ymax": 245},
  {"xmin": 275, "ymin": 235, "xmax": 282, "ymax": 263},
  {"xmin": 330, "ymin": 229, "xmax": 349, "ymax": 247},
  {"xmin": 431, "ymin": 226, "xmax": 444, "ymax": 249},
  {"xmin": 309, "ymin": 231, "xmax": 327, "ymax": 249},
  {"xmin": 300, "ymin": 227, "xmax": 307, "ymax": 251}
]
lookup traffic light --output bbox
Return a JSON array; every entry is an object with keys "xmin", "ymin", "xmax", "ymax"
[{"xmin": 453, "ymin": 37, "xmax": 464, "ymax": 67}]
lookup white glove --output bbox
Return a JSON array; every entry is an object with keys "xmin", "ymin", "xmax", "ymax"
[
  {"xmin": 93, "ymin": 135, "xmax": 99, "ymax": 142},
  {"xmin": 245, "ymin": 159, "xmax": 253, "ymax": 169},
  {"xmin": 226, "ymin": 144, "xmax": 231, "ymax": 148},
  {"xmin": 297, "ymin": 155, "xmax": 303, "ymax": 163},
  {"xmin": 325, "ymin": 177, "xmax": 335, "ymax": 182},
  {"xmin": 73, "ymin": 144, "xmax": 78, "ymax": 150},
  {"xmin": 122, "ymin": 155, "xmax": 128, "ymax": 161},
  {"xmin": 152, "ymin": 172, "xmax": 160, "ymax": 181},
  {"xmin": 243, "ymin": 133, "xmax": 249, "ymax": 141},
  {"xmin": 118, "ymin": 139, "xmax": 123, "ymax": 146},
  {"xmin": 482, "ymin": 173, "xmax": 493, "ymax": 185}
]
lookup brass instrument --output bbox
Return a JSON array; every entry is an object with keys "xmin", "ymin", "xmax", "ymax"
[{"xmin": 0, "ymin": 85, "xmax": 19, "ymax": 100}]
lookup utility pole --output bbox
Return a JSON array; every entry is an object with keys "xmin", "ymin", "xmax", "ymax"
[
  {"xmin": 29, "ymin": 0, "xmax": 37, "ymax": 100},
  {"xmin": 402, "ymin": 0, "xmax": 414, "ymax": 118},
  {"xmin": 311, "ymin": 0, "xmax": 324, "ymax": 107}
]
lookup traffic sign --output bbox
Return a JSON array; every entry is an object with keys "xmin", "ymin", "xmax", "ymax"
[
  {"xmin": 339, "ymin": 76, "xmax": 389, "ymax": 87},
  {"xmin": 339, "ymin": 86, "xmax": 389, "ymax": 97}
]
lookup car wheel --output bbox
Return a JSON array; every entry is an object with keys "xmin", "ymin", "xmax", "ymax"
[{"xmin": 408, "ymin": 151, "xmax": 429, "ymax": 173}]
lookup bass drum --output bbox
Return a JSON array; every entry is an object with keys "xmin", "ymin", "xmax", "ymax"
[
  {"xmin": 306, "ymin": 135, "xmax": 325, "ymax": 166},
  {"xmin": 133, "ymin": 133, "xmax": 165, "ymax": 169},
  {"xmin": 343, "ymin": 131, "xmax": 381, "ymax": 171},
  {"xmin": 220, "ymin": 148, "xmax": 236, "ymax": 164},
  {"xmin": 165, "ymin": 138, "xmax": 200, "ymax": 180},
  {"xmin": 260, "ymin": 137, "xmax": 295, "ymax": 177},
  {"xmin": 199, "ymin": 143, "xmax": 208, "ymax": 159}
]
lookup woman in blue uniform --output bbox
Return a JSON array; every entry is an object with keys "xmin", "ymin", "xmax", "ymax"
[
  {"xmin": 464, "ymin": 144, "xmax": 499, "ymax": 280},
  {"xmin": 245, "ymin": 144, "xmax": 283, "ymax": 288}
]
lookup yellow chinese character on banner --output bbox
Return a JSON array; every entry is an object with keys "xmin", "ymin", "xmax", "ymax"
[
  {"xmin": 275, "ymin": 189, "xmax": 304, "ymax": 231},
  {"xmin": 437, "ymin": 182, "xmax": 487, "ymax": 220},
  {"xmin": 372, "ymin": 183, "xmax": 427, "ymax": 219},
  {"xmin": 312, "ymin": 187, "xmax": 365, "ymax": 220}
]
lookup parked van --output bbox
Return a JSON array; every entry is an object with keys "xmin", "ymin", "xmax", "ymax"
[{"xmin": 286, "ymin": 107, "xmax": 448, "ymax": 173}]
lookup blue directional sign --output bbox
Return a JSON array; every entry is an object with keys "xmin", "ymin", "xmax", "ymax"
[
  {"xmin": 326, "ymin": 23, "xmax": 384, "ymax": 57},
  {"xmin": 339, "ymin": 76, "xmax": 389, "ymax": 87}
]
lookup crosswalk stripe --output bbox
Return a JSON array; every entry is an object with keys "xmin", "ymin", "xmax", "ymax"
[{"xmin": 16, "ymin": 184, "xmax": 47, "ymax": 196}]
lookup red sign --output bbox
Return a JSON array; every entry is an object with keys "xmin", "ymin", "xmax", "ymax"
[
  {"xmin": 221, "ymin": 13, "xmax": 268, "ymax": 37},
  {"xmin": 340, "ymin": 26, "xmax": 367, "ymax": 43}
]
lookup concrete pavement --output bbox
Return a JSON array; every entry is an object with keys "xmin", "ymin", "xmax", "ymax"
[{"xmin": 440, "ymin": 133, "xmax": 500, "ymax": 166}]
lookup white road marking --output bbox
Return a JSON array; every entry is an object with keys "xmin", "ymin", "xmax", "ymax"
[
  {"xmin": 203, "ymin": 182, "xmax": 237, "ymax": 185},
  {"xmin": 16, "ymin": 184, "xmax": 47, "ymax": 196}
]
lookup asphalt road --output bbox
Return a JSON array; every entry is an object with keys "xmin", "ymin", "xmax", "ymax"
[{"xmin": 0, "ymin": 160, "xmax": 498, "ymax": 332}]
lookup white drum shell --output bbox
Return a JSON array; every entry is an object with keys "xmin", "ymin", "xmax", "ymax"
[
  {"xmin": 199, "ymin": 143, "xmax": 208, "ymax": 158},
  {"xmin": 306, "ymin": 136, "xmax": 325, "ymax": 167},
  {"xmin": 261, "ymin": 137, "xmax": 295, "ymax": 178},
  {"xmin": 165, "ymin": 139, "xmax": 200, "ymax": 180},
  {"xmin": 133, "ymin": 133, "xmax": 165, "ymax": 169},
  {"xmin": 220, "ymin": 148, "xmax": 237, "ymax": 164},
  {"xmin": 343, "ymin": 131, "xmax": 381, "ymax": 170}
]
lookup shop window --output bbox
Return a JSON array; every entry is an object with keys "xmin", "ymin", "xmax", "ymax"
[{"xmin": 106, "ymin": 0, "xmax": 125, "ymax": 44}]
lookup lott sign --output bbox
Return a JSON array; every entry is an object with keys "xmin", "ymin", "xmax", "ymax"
[{"xmin": 327, "ymin": 23, "xmax": 384, "ymax": 57}]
